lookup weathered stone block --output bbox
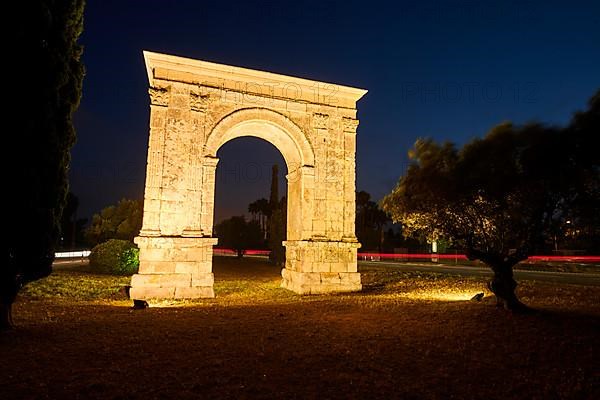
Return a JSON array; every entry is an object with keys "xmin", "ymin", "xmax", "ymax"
[
  {"xmin": 138, "ymin": 248, "xmax": 170, "ymax": 262},
  {"xmin": 174, "ymin": 261, "xmax": 212, "ymax": 274},
  {"xmin": 130, "ymin": 286, "xmax": 176, "ymax": 300},
  {"xmin": 191, "ymin": 273, "xmax": 214, "ymax": 287},
  {"xmin": 131, "ymin": 273, "xmax": 191, "ymax": 288},
  {"xmin": 138, "ymin": 261, "xmax": 176, "ymax": 274},
  {"xmin": 330, "ymin": 262, "xmax": 347, "ymax": 272},
  {"xmin": 346, "ymin": 263, "xmax": 358, "ymax": 273},
  {"xmin": 174, "ymin": 286, "xmax": 215, "ymax": 299},
  {"xmin": 151, "ymin": 262, "xmax": 178, "ymax": 274},
  {"xmin": 320, "ymin": 273, "xmax": 341, "ymax": 284},
  {"xmin": 313, "ymin": 262, "xmax": 331, "ymax": 273},
  {"xmin": 340, "ymin": 272, "xmax": 362, "ymax": 285}
]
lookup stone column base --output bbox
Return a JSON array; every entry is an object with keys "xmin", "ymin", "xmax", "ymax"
[
  {"xmin": 281, "ymin": 268, "xmax": 362, "ymax": 294},
  {"xmin": 130, "ymin": 236, "xmax": 218, "ymax": 301},
  {"xmin": 281, "ymin": 239, "xmax": 362, "ymax": 294}
]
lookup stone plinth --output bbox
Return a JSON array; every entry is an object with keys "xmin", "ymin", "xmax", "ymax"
[
  {"xmin": 130, "ymin": 236, "xmax": 218, "ymax": 300},
  {"xmin": 281, "ymin": 240, "xmax": 362, "ymax": 294}
]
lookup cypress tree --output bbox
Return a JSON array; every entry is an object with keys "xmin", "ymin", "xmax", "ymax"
[
  {"xmin": 269, "ymin": 165, "xmax": 279, "ymax": 212},
  {"xmin": 2, "ymin": 1, "xmax": 85, "ymax": 329},
  {"xmin": 268, "ymin": 165, "xmax": 286, "ymax": 266}
]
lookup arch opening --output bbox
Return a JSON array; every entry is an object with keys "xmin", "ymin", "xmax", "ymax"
[
  {"xmin": 204, "ymin": 108, "xmax": 315, "ymax": 171},
  {"xmin": 213, "ymin": 136, "xmax": 287, "ymax": 228},
  {"xmin": 205, "ymin": 109, "xmax": 313, "ymax": 244},
  {"xmin": 211, "ymin": 137, "xmax": 288, "ymax": 286}
]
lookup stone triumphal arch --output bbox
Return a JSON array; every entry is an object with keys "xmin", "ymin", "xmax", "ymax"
[{"xmin": 130, "ymin": 51, "xmax": 368, "ymax": 299}]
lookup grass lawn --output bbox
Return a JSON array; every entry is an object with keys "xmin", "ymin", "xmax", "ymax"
[{"xmin": 1, "ymin": 256, "xmax": 598, "ymax": 399}]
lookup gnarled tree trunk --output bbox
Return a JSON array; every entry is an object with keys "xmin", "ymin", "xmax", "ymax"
[
  {"xmin": 1, "ymin": 265, "xmax": 19, "ymax": 330},
  {"xmin": 0, "ymin": 303, "xmax": 14, "ymax": 330},
  {"xmin": 487, "ymin": 262, "xmax": 528, "ymax": 312}
]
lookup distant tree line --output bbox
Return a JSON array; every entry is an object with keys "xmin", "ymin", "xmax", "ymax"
[
  {"xmin": 71, "ymin": 190, "xmax": 414, "ymax": 255},
  {"xmin": 85, "ymin": 199, "xmax": 142, "ymax": 246},
  {"xmin": 59, "ymin": 192, "xmax": 88, "ymax": 249}
]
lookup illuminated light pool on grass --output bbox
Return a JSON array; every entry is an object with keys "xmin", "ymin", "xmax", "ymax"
[
  {"xmin": 371, "ymin": 288, "xmax": 486, "ymax": 302},
  {"xmin": 400, "ymin": 290, "xmax": 479, "ymax": 302}
]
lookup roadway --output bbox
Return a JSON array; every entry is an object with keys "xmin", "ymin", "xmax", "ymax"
[
  {"xmin": 52, "ymin": 258, "xmax": 600, "ymax": 286},
  {"xmin": 359, "ymin": 260, "xmax": 600, "ymax": 286}
]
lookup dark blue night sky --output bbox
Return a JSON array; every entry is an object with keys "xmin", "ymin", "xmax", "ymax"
[{"xmin": 72, "ymin": 0, "xmax": 600, "ymax": 222}]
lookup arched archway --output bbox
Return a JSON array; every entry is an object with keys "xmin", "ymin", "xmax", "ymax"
[
  {"xmin": 205, "ymin": 107, "xmax": 315, "ymax": 167},
  {"xmin": 130, "ymin": 51, "xmax": 368, "ymax": 300},
  {"xmin": 205, "ymin": 108, "xmax": 313, "ymax": 242}
]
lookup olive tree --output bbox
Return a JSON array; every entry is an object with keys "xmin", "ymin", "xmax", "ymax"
[{"xmin": 382, "ymin": 91, "xmax": 598, "ymax": 311}]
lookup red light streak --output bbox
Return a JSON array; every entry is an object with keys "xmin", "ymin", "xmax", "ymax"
[
  {"xmin": 213, "ymin": 248, "xmax": 270, "ymax": 256},
  {"xmin": 358, "ymin": 252, "xmax": 468, "ymax": 260},
  {"xmin": 214, "ymin": 248, "xmax": 600, "ymax": 263}
]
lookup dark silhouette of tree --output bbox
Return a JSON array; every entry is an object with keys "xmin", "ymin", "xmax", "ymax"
[
  {"xmin": 59, "ymin": 192, "xmax": 87, "ymax": 249},
  {"xmin": 269, "ymin": 197, "xmax": 287, "ymax": 266},
  {"xmin": 248, "ymin": 198, "xmax": 270, "ymax": 238},
  {"xmin": 3, "ymin": 1, "xmax": 85, "ymax": 329},
  {"xmin": 268, "ymin": 165, "xmax": 286, "ymax": 265},
  {"xmin": 355, "ymin": 191, "xmax": 391, "ymax": 251},
  {"xmin": 558, "ymin": 90, "xmax": 600, "ymax": 252},
  {"xmin": 215, "ymin": 216, "xmax": 263, "ymax": 258},
  {"xmin": 379, "ymin": 227, "xmax": 422, "ymax": 253},
  {"xmin": 248, "ymin": 200, "xmax": 259, "ymax": 221},
  {"xmin": 85, "ymin": 199, "xmax": 143, "ymax": 246},
  {"xmin": 382, "ymin": 90, "xmax": 599, "ymax": 311},
  {"xmin": 356, "ymin": 190, "xmax": 371, "ymax": 241},
  {"xmin": 269, "ymin": 165, "xmax": 279, "ymax": 208}
]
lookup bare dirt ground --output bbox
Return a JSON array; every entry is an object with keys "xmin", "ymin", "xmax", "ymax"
[{"xmin": 1, "ymin": 257, "xmax": 598, "ymax": 399}]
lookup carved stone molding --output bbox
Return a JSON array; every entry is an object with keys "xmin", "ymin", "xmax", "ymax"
[
  {"xmin": 149, "ymin": 86, "xmax": 170, "ymax": 107},
  {"xmin": 342, "ymin": 117, "xmax": 359, "ymax": 133},
  {"xmin": 313, "ymin": 112, "xmax": 329, "ymax": 129},
  {"xmin": 190, "ymin": 92, "xmax": 210, "ymax": 112}
]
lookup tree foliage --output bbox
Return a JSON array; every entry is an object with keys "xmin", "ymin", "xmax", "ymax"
[
  {"xmin": 85, "ymin": 199, "xmax": 143, "ymax": 246},
  {"xmin": 382, "ymin": 90, "xmax": 599, "ymax": 311},
  {"xmin": 248, "ymin": 198, "xmax": 270, "ymax": 237},
  {"xmin": 89, "ymin": 239, "xmax": 140, "ymax": 276},
  {"xmin": 215, "ymin": 216, "xmax": 263, "ymax": 258},
  {"xmin": 356, "ymin": 191, "xmax": 391, "ymax": 251},
  {"xmin": 269, "ymin": 197, "xmax": 287, "ymax": 266},
  {"xmin": 561, "ymin": 91, "xmax": 600, "ymax": 250},
  {"xmin": 59, "ymin": 192, "xmax": 87, "ymax": 249},
  {"xmin": 3, "ymin": 1, "xmax": 85, "ymax": 329},
  {"xmin": 268, "ymin": 165, "xmax": 286, "ymax": 265}
]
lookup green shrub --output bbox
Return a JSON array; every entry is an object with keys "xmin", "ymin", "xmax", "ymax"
[{"xmin": 89, "ymin": 239, "xmax": 139, "ymax": 275}]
